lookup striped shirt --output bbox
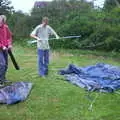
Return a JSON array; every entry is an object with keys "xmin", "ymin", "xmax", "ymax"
[{"xmin": 31, "ymin": 24, "xmax": 59, "ymax": 49}]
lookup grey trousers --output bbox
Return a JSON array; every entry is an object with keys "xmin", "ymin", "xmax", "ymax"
[{"xmin": 0, "ymin": 50, "xmax": 8, "ymax": 82}]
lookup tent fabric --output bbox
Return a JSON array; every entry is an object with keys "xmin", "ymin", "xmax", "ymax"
[
  {"xmin": 0, "ymin": 82, "xmax": 32, "ymax": 104},
  {"xmin": 59, "ymin": 63, "xmax": 120, "ymax": 93}
]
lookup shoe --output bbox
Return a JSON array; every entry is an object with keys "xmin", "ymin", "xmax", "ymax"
[
  {"xmin": 0, "ymin": 82, "xmax": 4, "ymax": 87},
  {"xmin": 39, "ymin": 75, "xmax": 45, "ymax": 77},
  {"xmin": 4, "ymin": 80, "xmax": 12, "ymax": 83}
]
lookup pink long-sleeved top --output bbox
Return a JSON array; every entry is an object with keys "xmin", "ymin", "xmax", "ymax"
[{"xmin": 0, "ymin": 24, "xmax": 12, "ymax": 48}]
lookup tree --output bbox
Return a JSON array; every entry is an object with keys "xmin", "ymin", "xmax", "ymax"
[
  {"xmin": 104, "ymin": 0, "xmax": 120, "ymax": 10},
  {"xmin": 0, "ymin": 0, "xmax": 13, "ymax": 15}
]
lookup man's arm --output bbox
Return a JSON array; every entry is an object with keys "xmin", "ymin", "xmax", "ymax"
[
  {"xmin": 30, "ymin": 26, "xmax": 41, "ymax": 41},
  {"xmin": 30, "ymin": 34, "xmax": 40, "ymax": 40},
  {"xmin": 48, "ymin": 26, "xmax": 60, "ymax": 39}
]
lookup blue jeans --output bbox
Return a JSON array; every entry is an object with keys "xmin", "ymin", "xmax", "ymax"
[
  {"xmin": 37, "ymin": 49, "xmax": 49, "ymax": 76},
  {"xmin": 0, "ymin": 50, "xmax": 8, "ymax": 82}
]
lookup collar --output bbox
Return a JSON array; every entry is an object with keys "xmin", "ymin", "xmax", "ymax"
[{"xmin": 42, "ymin": 24, "xmax": 47, "ymax": 28}]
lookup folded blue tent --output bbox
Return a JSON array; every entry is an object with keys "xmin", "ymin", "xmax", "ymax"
[
  {"xmin": 0, "ymin": 82, "xmax": 32, "ymax": 104},
  {"xmin": 59, "ymin": 63, "xmax": 120, "ymax": 93}
]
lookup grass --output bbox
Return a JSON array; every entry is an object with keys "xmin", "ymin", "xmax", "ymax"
[{"xmin": 0, "ymin": 44, "xmax": 120, "ymax": 120}]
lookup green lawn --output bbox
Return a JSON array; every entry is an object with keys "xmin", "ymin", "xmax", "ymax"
[{"xmin": 0, "ymin": 45, "xmax": 120, "ymax": 120}]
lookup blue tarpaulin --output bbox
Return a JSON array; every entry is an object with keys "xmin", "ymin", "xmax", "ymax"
[
  {"xmin": 59, "ymin": 63, "xmax": 120, "ymax": 93},
  {"xmin": 0, "ymin": 82, "xmax": 32, "ymax": 104}
]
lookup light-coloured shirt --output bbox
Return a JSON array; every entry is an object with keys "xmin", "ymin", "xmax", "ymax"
[{"xmin": 31, "ymin": 24, "xmax": 59, "ymax": 49}]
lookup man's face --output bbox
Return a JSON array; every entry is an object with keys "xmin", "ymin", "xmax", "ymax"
[
  {"xmin": 43, "ymin": 19, "xmax": 48, "ymax": 26},
  {"xmin": 0, "ymin": 17, "xmax": 3, "ymax": 27}
]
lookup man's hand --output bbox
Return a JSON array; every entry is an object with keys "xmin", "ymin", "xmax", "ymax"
[
  {"xmin": 56, "ymin": 36, "xmax": 60, "ymax": 40},
  {"xmin": 37, "ymin": 38, "xmax": 42, "ymax": 42}
]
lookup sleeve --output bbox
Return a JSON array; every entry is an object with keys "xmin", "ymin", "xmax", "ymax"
[
  {"xmin": 6, "ymin": 26, "xmax": 12, "ymax": 46},
  {"xmin": 0, "ymin": 40, "xmax": 3, "ymax": 48},
  {"xmin": 0, "ymin": 28, "xmax": 4, "ymax": 48},
  {"xmin": 30, "ymin": 26, "xmax": 39, "ymax": 36},
  {"xmin": 48, "ymin": 26, "xmax": 59, "ymax": 38}
]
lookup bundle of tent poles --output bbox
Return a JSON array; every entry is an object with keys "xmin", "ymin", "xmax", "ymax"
[{"xmin": 28, "ymin": 35, "xmax": 81, "ymax": 44}]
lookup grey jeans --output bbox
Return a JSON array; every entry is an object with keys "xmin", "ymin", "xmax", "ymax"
[{"xmin": 0, "ymin": 50, "xmax": 8, "ymax": 82}]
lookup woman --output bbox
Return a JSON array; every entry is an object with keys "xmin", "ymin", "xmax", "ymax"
[{"xmin": 0, "ymin": 15, "xmax": 12, "ymax": 86}]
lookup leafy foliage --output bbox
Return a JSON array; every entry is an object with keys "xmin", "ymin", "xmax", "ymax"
[
  {"xmin": 0, "ymin": 0, "xmax": 13, "ymax": 15},
  {"xmin": 4, "ymin": 0, "xmax": 120, "ymax": 51},
  {"xmin": 104, "ymin": 0, "xmax": 120, "ymax": 11}
]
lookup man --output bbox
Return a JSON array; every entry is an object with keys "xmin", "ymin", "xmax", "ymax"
[
  {"xmin": 0, "ymin": 15, "xmax": 12, "ymax": 85},
  {"xmin": 30, "ymin": 17, "xmax": 60, "ymax": 77}
]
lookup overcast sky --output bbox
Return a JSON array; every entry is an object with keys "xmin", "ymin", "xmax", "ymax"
[{"xmin": 10, "ymin": 0, "xmax": 105, "ymax": 13}]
